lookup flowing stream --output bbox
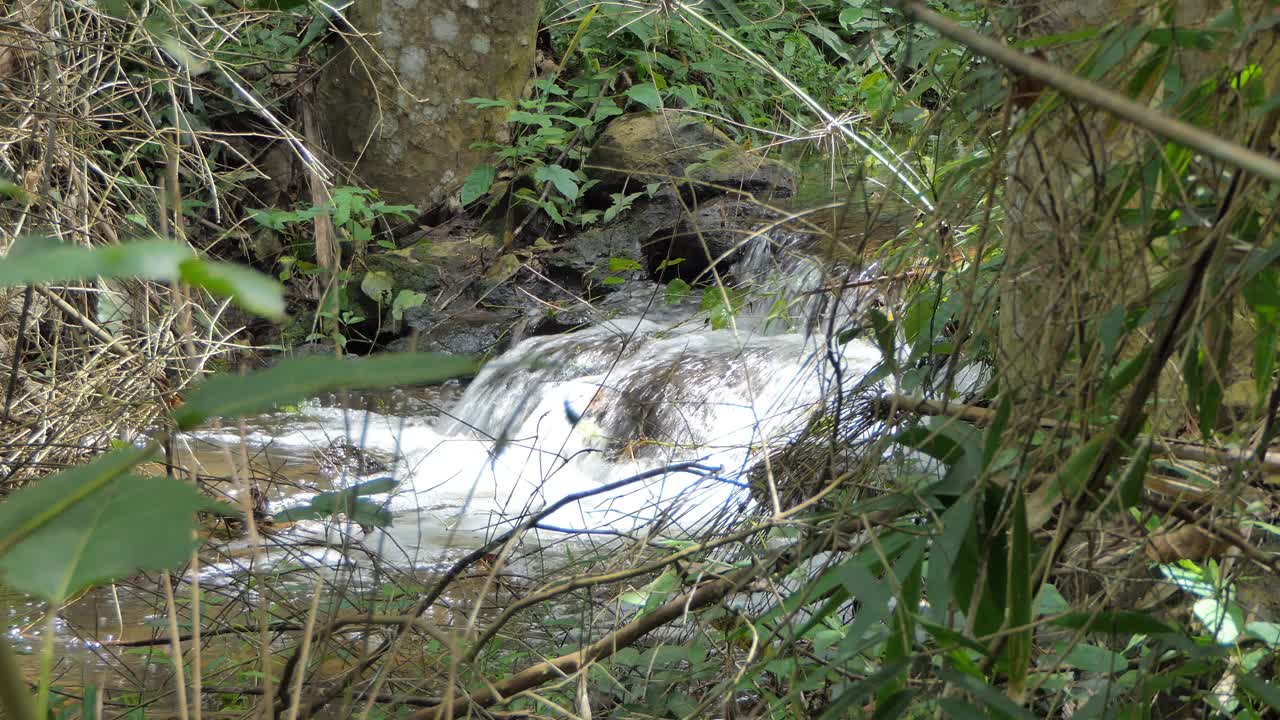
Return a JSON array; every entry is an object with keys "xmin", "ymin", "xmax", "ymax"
[{"xmin": 21, "ymin": 163, "xmax": 913, "ymax": 695}]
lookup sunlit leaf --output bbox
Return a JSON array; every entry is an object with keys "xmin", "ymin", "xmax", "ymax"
[
  {"xmin": 0, "ymin": 238, "xmax": 285, "ymax": 319},
  {"xmin": 665, "ymin": 278, "xmax": 692, "ymax": 305}
]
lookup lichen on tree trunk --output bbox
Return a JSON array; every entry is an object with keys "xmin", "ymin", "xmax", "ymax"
[{"xmin": 318, "ymin": 0, "xmax": 543, "ymax": 209}]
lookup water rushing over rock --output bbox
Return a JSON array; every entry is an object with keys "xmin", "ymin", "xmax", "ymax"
[{"xmin": 211, "ymin": 225, "xmax": 894, "ymax": 566}]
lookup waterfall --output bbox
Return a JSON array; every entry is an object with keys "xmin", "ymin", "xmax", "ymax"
[{"xmin": 207, "ymin": 223, "xmax": 896, "ymax": 567}]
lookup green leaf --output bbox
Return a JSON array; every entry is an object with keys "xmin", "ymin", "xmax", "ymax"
[
  {"xmin": 1056, "ymin": 643, "xmax": 1127, "ymax": 673},
  {"xmin": 534, "ymin": 164, "xmax": 580, "ymax": 201},
  {"xmin": 391, "ymin": 289, "xmax": 426, "ymax": 322},
  {"xmin": 179, "ymin": 258, "xmax": 286, "ymax": 320},
  {"xmin": 1117, "ymin": 438, "xmax": 1152, "ymax": 510},
  {"xmin": 0, "ymin": 237, "xmax": 189, "ymax": 287},
  {"xmin": 1006, "ymin": 490, "xmax": 1033, "ymax": 701},
  {"xmin": 0, "ymin": 238, "xmax": 285, "ymax": 320},
  {"xmin": 0, "ymin": 472, "xmax": 217, "ymax": 602},
  {"xmin": 360, "ymin": 270, "xmax": 394, "ymax": 304},
  {"xmin": 608, "ymin": 257, "xmax": 643, "ymax": 272},
  {"xmin": 461, "ymin": 164, "xmax": 496, "ymax": 206},
  {"xmin": 0, "ymin": 176, "xmax": 31, "ymax": 204},
  {"xmin": 1033, "ymin": 584, "xmax": 1069, "ymax": 616},
  {"xmin": 926, "ymin": 492, "xmax": 974, "ymax": 623},
  {"xmin": 174, "ymin": 353, "xmax": 477, "ymax": 429},
  {"xmin": 275, "ymin": 478, "xmax": 400, "ymax": 527},
  {"xmin": 1053, "ymin": 433, "xmax": 1109, "ymax": 499},
  {"xmin": 982, "ymin": 396, "xmax": 1011, "ymax": 468},
  {"xmin": 1238, "ymin": 672, "xmax": 1280, "ymax": 711},
  {"xmin": 624, "ymin": 83, "xmax": 662, "ymax": 110},
  {"xmin": 665, "ymin": 278, "xmax": 691, "ymax": 305},
  {"xmin": 0, "ymin": 445, "xmax": 155, "ymax": 559}
]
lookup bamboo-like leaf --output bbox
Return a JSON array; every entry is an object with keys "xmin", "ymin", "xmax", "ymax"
[
  {"xmin": 1005, "ymin": 490, "xmax": 1032, "ymax": 703},
  {"xmin": 0, "ymin": 237, "xmax": 285, "ymax": 319},
  {"xmin": 174, "ymin": 353, "xmax": 478, "ymax": 429}
]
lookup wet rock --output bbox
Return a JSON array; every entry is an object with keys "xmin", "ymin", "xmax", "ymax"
[
  {"xmin": 543, "ymin": 192, "xmax": 681, "ymax": 292},
  {"xmin": 586, "ymin": 110, "xmax": 796, "ymax": 201},
  {"xmin": 643, "ymin": 195, "xmax": 782, "ymax": 284},
  {"xmin": 401, "ymin": 307, "xmax": 520, "ymax": 356},
  {"xmin": 314, "ymin": 437, "xmax": 393, "ymax": 478}
]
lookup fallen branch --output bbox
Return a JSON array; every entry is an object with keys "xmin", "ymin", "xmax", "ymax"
[
  {"xmin": 277, "ymin": 460, "xmax": 721, "ymax": 714},
  {"xmin": 408, "ymin": 574, "xmax": 741, "ymax": 720},
  {"xmin": 406, "ymin": 507, "xmax": 905, "ymax": 720}
]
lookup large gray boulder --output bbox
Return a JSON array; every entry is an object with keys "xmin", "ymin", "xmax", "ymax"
[{"xmin": 318, "ymin": 0, "xmax": 542, "ymax": 208}]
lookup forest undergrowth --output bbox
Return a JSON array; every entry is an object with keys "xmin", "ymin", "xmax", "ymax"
[{"xmin": 0, "ymin": 1, "xmax": 1278, "ymax": 719}]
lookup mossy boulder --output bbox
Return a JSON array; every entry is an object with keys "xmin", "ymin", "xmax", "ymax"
[
  {"xmin": 318, "ymin": 0, "xmax": 542, "ymax": 209},
  {"xmin": 585, "ymin": 110, "xmax": 796, "ymax": 201}
]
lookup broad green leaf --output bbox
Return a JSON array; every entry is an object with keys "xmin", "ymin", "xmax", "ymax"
[
  {"xmin": 1033, "ymin": 584, "xmax": 1069, "ymax": 616},
  {"xmin": 926, "ymin": 492, "xmax": 975, "ymax": 623},
  {"xmin": 534, "ymin": 164, "xmax": 580, "ymax": 201},
  {"xmin": 1056, "ymin": 643, "xmax": 1127, "ymax": 673},
  {"xmin": 1193, "ymin": 597, "xmax": 1241, "ymax": 644},
  {"xmin": 624, "ymin": 83, "xmax": 661, "ymax": 110},
  {"xmin": 391, "ymin": 289, "xmax": 426, "ymax": 323},
  {"xmin": 1054, "ymin": 433, "xmax": 1109, "ymax": 499},
  {"xmin": 0, "ymin": 238, "xmax": 190, "ymax": 286},
  {"xmin": 360, "ymin": 271, "xmax": 394, "ymax": 304},
  {"xmin": 0, "ymin": 445, "xmax": 155, "ymax": 559},
  {"xmin": 461, "ymin": 164, "xmax": 496, "ymax": 206},
  {"xmin": 1245, "ymin": 621, "xmax": 1280, "ymax": 647},
  {"xmin": 0, "ymin": 473, "xmax": 218, "ymax": 602},
  {"xmin": 665, "ymin": 278, "xmax": 691, "ymax": 305},
  {"xmin": 275, "ymin": 478, "xmax": 400, "ymax": 527},
  {"xmin": 174, "ymin": 353, "xmax": 477, "ymax": 429},
  {"xmin": 0, "ymin": 176, "xmax": 31, "ymax": 204},
  {"xmin": 608, "ymin": 257, "xmax": 643, "ymax": 272}
]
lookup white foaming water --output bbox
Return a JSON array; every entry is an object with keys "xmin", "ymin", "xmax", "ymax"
[
  {"xmin": 205, "ymin": 318, "xmax": 883, "ymax": 566},
  {"xmin": 201, "ymin": 229, "xmax": 896, "ymax": 566}
]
